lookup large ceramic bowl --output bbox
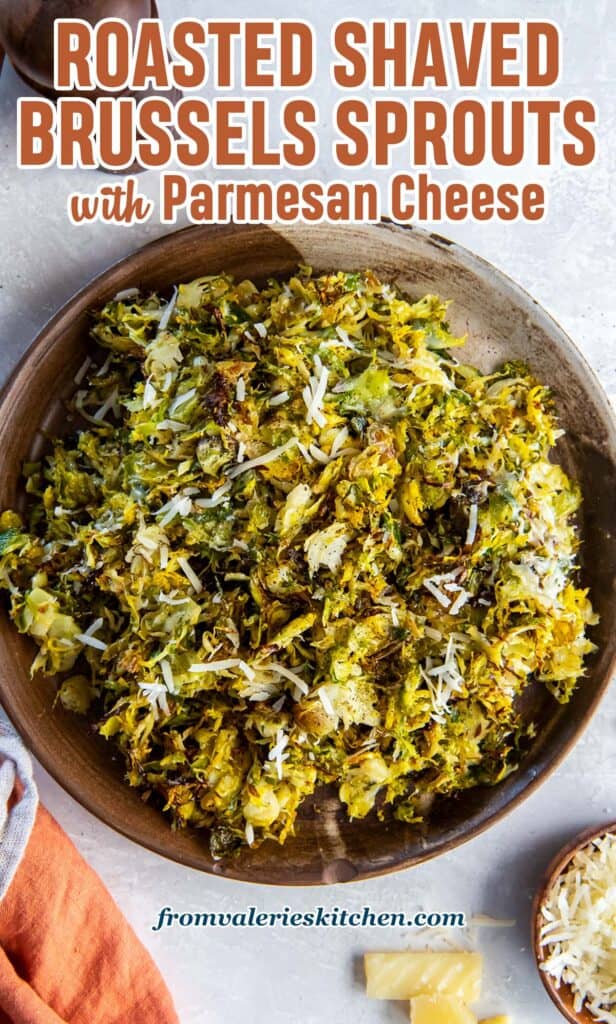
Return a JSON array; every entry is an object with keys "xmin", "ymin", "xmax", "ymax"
[{"xmin": 0, "ymin": 222, "xmax": 614, "ymax": 884}]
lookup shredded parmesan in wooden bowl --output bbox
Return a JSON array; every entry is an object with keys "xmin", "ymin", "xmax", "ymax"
[{"xmin": 540, "ymin": 832, "xmax": 616, "ymax": 1023}]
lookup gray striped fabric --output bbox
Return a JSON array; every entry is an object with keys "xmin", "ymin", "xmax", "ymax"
[{"xmin": 0, "ymin": 707, "xmax": 38, "ymax": 901}]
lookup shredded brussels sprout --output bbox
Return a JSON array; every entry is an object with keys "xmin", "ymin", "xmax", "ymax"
[{"xmin": 0, "ymin": 267, "xmax": 596, "ymax": 857}]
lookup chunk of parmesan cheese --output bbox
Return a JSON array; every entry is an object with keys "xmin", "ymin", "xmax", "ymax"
[
  {"xmin": 410, "ymin": 994, "xmax": 477, "ymax": 1024},
  {"xmin": 365, "ymin": 951, "xmax": 482, "ymax": 1003},
  {"xmin": 540, "ymin": 832, "xmax": 616, "ymax": 1021}
]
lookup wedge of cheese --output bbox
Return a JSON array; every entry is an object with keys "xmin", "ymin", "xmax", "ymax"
[
  {"xmin": 410, "ymin": 994, "xmax": 477, "ymax": 1024},
  {"xmin": 364, "ymin": 951, "xmax": 482, "ymax": 1003}
]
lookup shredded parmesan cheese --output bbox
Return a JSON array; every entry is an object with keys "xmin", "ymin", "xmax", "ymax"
[
  {"xmin": 159, "ymin": 591, "xmax": 190, "ymax": 606},
  {"xmin": 158, "ymin": 493, "xmax": 193, "ymax": 527},
  {"xmin": 73, "ymin": 357, "xmax": 92, "ymax": 385},
  {"xmin": 76, "ymin": 633, "xmax": 107, "ymax": 651},
  {"xmin": 84, "ymin": 617, "xmax": 103, "ymax": 636},
  {"xmin": 158, "ymin": 287, "xmax": 178, "ymax": 332},
  {"xmin": 466, "ymin": 504, "xmax": 479, "ymax": 546},
  {"xmin": 139, "ymin": 681, "xmax": 169, "ymax": 718},
  {"xmin": 93, "ymin": 387, "xmax": 119, "ymax": 422},
  {"xmin": 76, "ymin": 617, "xmax": 107, "ymax": 649},
  {"xmin": 156, "ymin": 419, "xmax": 185, "ymax": 432},
  {"xmin": 318, "ymin": 686, "xmax": 336, "ymax": 718},
  {"xmin": 227, "ymin": 439, "xmax": 296, "ymax": 479},
  {"xmin": 449, "ymin": 590, "xmax": 471, "ymax": 616},
  {"xmin": 423, "ymin": 578, "xmax": 452, "ymax": 608},
  {"xmin": 421, "ymin": 636, "xmax": 465, "ymax": 723},
  {"xmin": 308, "ymin": 443, "xmax": 330, "ymax": 464},
  {"xmin": 330, "ymin": 426, "xmax": 350, "ymax": 457},
  {"xmin": 178, "ymin": 556, "xmax": 202, "ymax": 593},
  {"xmin": 302, "ymin": 358, "xmax": 329, "ymax": 427},
  {"xmin": 540, "ymin": 833, "xmax": 616, "ymax": 1022},
  {"xmin": 189, "ymin": 658, "xmax": 242, "ymax": 673},
  {"xmin": 160, "ymin": 658, "xmax": 176, "ymax": 693},
  {"xmin": 269, "ymin": 391, "xmax": 290, "ymax": 407},
  {"xmin": 142, "ymin": 377, "xmax": 157, "ymax": 409},
  {"xmin": 169, "ymin": 388, "xmax": 196, "ymax": 415},
  {"xmin": 261, "ymin": 661, "xmax": 310, "ymax": 696},
  {"xmin": 195, "ymin": 482, "xmax": 231, "ymax": 509},
  {"xmin": 268, "ymin": 728, "xmax": 289, "ymax": 780}
]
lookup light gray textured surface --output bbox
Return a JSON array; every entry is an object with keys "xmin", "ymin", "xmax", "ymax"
[{"xmin": 0, "ymin": 1, "xmax": 614, "ymax": 1022}]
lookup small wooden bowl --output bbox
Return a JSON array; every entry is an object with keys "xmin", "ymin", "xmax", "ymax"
[{"xmin": 533, "ymin": 823, "xmax": 616, "ymax": 1022}]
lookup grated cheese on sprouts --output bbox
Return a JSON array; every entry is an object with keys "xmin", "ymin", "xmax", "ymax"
[
  {"xmin": 139, "ymin": 681, "xmax": 170, "ymax": 718},
  {"xmin": 160, "ymin": 658, "xmax": 176, "ymax": 693},
  {"xmin": 195, "ymin": 482, "xmax": 231, "ymax": 509},
  {"xmin": 159, "ymin": 591, "xmax": 190, "ymax": 606},
  {"xmin": 268, "ymin": 728, "xmax": 289, "ymax": 780},
  {"xmin": 76, "ymin": 617, "xmax": 107, "ymax": 649},
  {"xmin": 330, "ymin": 426, "xmax": 350, "ymax": 457},
  {"xmin": 466, "ymin": 504, "xmax": 479, "ymax": 546},
  {"xmin": 318, "ymin": 686, "xmax": 336, "ymax": 718},
  {"xmin": 156, "ymin": 419, "xmax": 185, "ymax": 432},
  {"xmin": 142, "ymin": 377, "xmax": 157, "ymax": 409},
  {"xmin": 2, "ymin": 266, "xmax": 594, "ymax": 855},
  {"xmin": 423, "ymin": 578, "xmax": 452, "ymax": 608},
  {"xmin": 189, "ymin": 658, "xmax": 242, "ymax": 673},
  {"xmin": 76, "ymin": 633, "xmax": 108, "ymax": 651},
  {"xmin": 421, "ymin": 636, "xmax": 465, "ymax": 723},
  {"xmin": 308, "ymin": 444, "xmax": 330, "ymax": 465},
  {"xmin": 261, "ymin": 662, "xmax": 310, "ymax": 696},
  {"xmin": 169, "ymin": 388, "xmax": 197, "ymax": 415},
  {"xmin": 449, "ymin": 589, "xmax": 471, "ymax": 615},
  {"xmin": 158, "ymin": 287, "xmax": 178, "ymax": 332},
  {"xmin": 93, "ymin": 387, "xmax": 119, "ymax": 422},
  {"xmin": 178, "ymin": 556, "xmax": 202, "ymax": 593},
  {"xmin": 158, "ymin": 493, "xmax": 193, "ymax": 527},
  {"xmin": 227, "ymin": 439, "xmax": 296, "ymax": 479},
  {"xmin": 83, "ymin": 617, "xmax": 103, "ymax": 636},
  {"xmin": 297, "ymin": 442, "xmax": 314, "ymax": 464},
  {"xmin": 269, "ymin": 391, "xmax": 290, "ymax": 407},
  {"xmin": 302, "ymin": 358, "xmax": 329, "ymax": 427},
  {"xmin": 73, "ymin": 357, "xmax": 92, "ymax": 385}
]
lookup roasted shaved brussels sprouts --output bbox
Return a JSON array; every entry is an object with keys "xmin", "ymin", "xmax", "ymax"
[{"xmin": 0, "ymin": 267, "xmax": 596, "ymax": 856}]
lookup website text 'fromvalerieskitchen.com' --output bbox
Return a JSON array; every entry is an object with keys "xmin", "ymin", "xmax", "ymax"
[{"xmin": 152, "ymin": 907, "xmax": 466, "ymax": 931}]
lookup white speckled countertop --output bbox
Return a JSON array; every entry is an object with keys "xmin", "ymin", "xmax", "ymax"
[{"xmin": 0, "ymin": 1, "xmax": 614, "ymax": 1021}]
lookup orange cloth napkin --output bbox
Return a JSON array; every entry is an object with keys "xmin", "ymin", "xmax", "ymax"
[{"xmin": 0, "ymin": 806, "xmax": 179, "ymax": 1024}]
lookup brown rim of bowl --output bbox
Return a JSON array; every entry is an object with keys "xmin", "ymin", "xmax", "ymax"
[
  {"xmin": 532, "ymin": 822, "xmax": 616, "ymax": 1023},
  {"xmin": 0, "ymin": 220, "xmax": 614, "ymax": 883}
]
